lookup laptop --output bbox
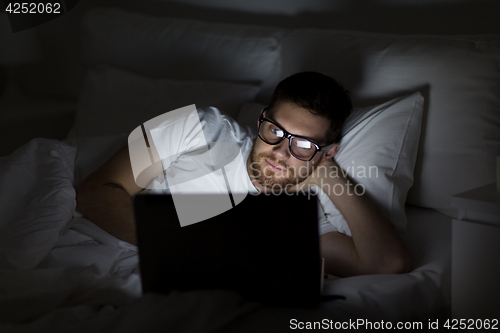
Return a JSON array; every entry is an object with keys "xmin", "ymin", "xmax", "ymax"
[{"xmin": 134, "ymin": 193, "xmax": 323, "ymax": 308}]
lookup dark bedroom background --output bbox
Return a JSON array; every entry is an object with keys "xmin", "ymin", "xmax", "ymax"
[{"xmin": 0, "ymin": 0, "xmax": 498, "ymax": 155}]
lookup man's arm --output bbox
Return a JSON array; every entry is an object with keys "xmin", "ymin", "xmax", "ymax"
[
  {"xmin": 310, "ymin": 159, "xmax": 410, "ymax": 277},
  {"xmin": 75, "ymin": 146, "xmax": 162, "ymax": 245}
]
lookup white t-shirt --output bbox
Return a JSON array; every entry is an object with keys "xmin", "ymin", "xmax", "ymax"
[{"xmin": 144, "ymin": 106, "xmax": 350, "ymax": 236}]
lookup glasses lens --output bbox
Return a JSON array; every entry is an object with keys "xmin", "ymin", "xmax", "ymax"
[
  {"xmin": 291, "ymin": 137, "xmax": 316, "ymax": 160},
  {"xmin": 258, "ymin": 119, "xmax": 318, "ymax": 161},
  {"xmin": 259, "ymin": 121, "xmax": 284, "ymax": 144}
]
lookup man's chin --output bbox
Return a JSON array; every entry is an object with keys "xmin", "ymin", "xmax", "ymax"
[{"xmin": 259, "ymin": 177, "xmax": 301, "ymax": 191}]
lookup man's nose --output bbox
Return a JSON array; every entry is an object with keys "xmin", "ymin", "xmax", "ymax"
[{"xmin": 272, "ymin": 139, "xmax": 290, "ymax": 159}]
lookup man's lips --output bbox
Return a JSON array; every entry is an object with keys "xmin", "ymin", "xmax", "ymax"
[{"xmin": 264, "ymin": 159, "xmax": 285, "ymax": 172}]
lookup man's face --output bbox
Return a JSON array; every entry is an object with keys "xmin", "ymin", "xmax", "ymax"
[{"xmin": 247, "ymin": 101, "xmax": 334, "ymax": 192}]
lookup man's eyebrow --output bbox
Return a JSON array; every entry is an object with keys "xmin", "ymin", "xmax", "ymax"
[{"xmin": 268, "ymin": 116, "xmax": 324, "ymax": 144}]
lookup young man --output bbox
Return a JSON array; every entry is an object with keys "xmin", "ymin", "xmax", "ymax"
[{"xmin": 76, "ymin": 72, "xmax": 410, "ymax": 277}]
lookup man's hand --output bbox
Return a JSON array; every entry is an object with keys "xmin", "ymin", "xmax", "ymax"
[
  {"xmin": 308, "ymin": 157, "xmax": 338, "ymax": 187},
  {"xmin": 294, "ymin": 157, "xmax": 410, "ymax": 277},
  {"xmin": 286, "ymin": 157, "xmax": 337, "ymax": 193}
]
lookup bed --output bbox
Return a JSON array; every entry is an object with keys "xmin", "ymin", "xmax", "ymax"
[{"xmin": 1, "ymin": 7, "xmax": 499, "ymax": 332}]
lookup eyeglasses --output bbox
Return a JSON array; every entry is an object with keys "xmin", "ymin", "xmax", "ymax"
[{"xmin": 257, "ymin": 107, "xmax": 336, "ymax": 161}]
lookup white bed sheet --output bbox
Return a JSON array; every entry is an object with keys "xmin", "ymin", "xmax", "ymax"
[{"xmin": 0, "ymin": 138, "xmax": 451, "ymax": 332}]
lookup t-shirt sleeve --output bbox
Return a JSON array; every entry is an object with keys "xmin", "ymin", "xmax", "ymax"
[
  {"xmin": 140, "ymin": 105, "xmax": 207, "ymax": 192},
  {"xmin": 143, "ymin": 106, "xmax": 253, "ymax": 193},
  {"xmin": 147, "ymin": 105, "xmax": 252, "ymax": 170},
  {"xmin": 147, "ymin": 104, "xmax": 208, "ymax": 171}
]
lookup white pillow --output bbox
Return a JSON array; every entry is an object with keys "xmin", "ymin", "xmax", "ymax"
[
  {"xmin": 73, "ymin": 65, "xmax": 260, "ymax": 137},
  {"xmin": 236, "ymin": 92, "xmax": 424, "ymax": 236},
  {"xmin": 81, "ymin": 8, "xmax": 283, "ymax": 83},
  {"xmin": 334, "ymin": 92, "xmax": 424, "ymax": 236},
  {"xmin": 279, "ymin": 31, "xmax": 500, "ymax": 211}
]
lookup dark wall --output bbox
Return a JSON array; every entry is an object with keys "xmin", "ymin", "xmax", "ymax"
[
  {"xmin": 17, "ymin": 0, "xmax": 500, "ymax": 100},
  {"xmin": 1, "ymin": 0, "xmax": 497, "ymax": 155}
]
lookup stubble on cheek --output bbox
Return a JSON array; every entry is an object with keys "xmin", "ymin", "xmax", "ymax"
[{"xmin": 248, "ymin": 147, "xmax": 309, "ymax": 189}]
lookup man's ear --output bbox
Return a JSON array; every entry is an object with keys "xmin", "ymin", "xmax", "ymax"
[{"xmin": 322, "ymin": 143, "xmax": 339, "ymax": 161}]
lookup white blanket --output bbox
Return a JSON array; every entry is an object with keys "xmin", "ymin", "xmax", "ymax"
[{"xmin": 0, "ymin": 138, "xmax": 451, "ymax": 332}]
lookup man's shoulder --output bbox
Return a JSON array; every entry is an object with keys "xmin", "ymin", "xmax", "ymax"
[
  {"xmin": 197, "ymin": 106, "xmax": 255, "ymax": 145},
  {"xmin": 196, "ymin": 106, "xmax": 221, "ymax": 121},
  {"xmin": 196, "ymin": 106, "xmax": 235, "ymax": 128}
]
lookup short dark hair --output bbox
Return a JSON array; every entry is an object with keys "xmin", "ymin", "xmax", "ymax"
[{"xmin": 268, "ymin": 71, "xmax": 352, "ymax": 143}]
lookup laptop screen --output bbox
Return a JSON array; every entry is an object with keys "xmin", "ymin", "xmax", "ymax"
[{"xmin": 134, "ymin": 193, "xmax": 321, "ymax": 308}]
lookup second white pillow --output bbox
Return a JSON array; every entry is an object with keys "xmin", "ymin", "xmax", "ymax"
[{"xmin": 73, "ymin": 65, "xmax": 261, "ymax": 137}]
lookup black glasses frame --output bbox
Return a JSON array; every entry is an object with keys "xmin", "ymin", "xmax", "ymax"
[{"xmin": 257, "ymin": 107, "xmax": 336, "ymax": 161}]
